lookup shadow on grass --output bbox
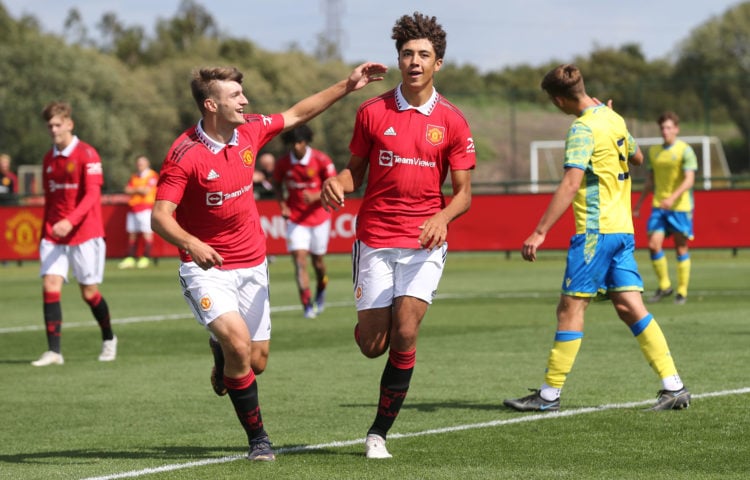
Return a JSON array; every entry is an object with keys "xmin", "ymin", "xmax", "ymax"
[{"xmin": 0, "ymin": 446, "xmax": 242, "ymax": 465}]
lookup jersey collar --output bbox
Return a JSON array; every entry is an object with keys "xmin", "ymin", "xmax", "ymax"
[
  {"xmin": 53, "ymin": 136, "xmax": 80, "ymax": 157},
  {"xmin": 394, "ymin": 83, "xmax": 439, "ymax": 116},
  {"xmin": 196, "ymin": 120, "xmax": 239, "ymax": 154},
  {"xmin": 290, "ymin": 146, "xmax": 312, "ymax": 166}
]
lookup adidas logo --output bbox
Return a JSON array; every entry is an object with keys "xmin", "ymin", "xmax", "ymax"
[
  {"xmin": 384, "ymin": 126, "xmax": 397, "ymax": 136},
  {"xmin": 207, "ymin": 169, "xmax": 220, "ymax": 180}
]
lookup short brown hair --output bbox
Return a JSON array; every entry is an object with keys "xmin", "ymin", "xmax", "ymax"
[
  {"xmin": 191, "ymin": 67, "xmax": 243, "ymax": 114},
  {"xmin": 657, "ymin": 111, "xmax": 680, "ymax": 126},
  {"xmin": 541, "ymin": 64, "xmax": 586, "ymax": 100},
  {"xmin": 42, "ymin": 101, "xmax": 73, "ymax": 121},
  {"xmin": 391, "ymin": 12, "xmax": 446, "ymax": 60}
]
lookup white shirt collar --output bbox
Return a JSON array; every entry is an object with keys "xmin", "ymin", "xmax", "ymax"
[
  {"xmin": 53, "ymin": 136, "xmax": 80, "ymax": 157},
  {"xmin": 290, "ymin": 146, "xmax": 312, "ymax": 166},
  {"xmin": 196, "ymin": 120, "xmax": 239, "ymax": 154},
  {"xmin": 394, "ymin": 83, "xmax": 439, "ymax": 116}
]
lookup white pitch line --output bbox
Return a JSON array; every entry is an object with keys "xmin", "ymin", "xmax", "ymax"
[
  {"xmin": 2, "ymin": 287, "xmax": 745, "ymax": 335},
  {"xmin": 80, "ymin": 387, "xmax": 750, "ymax": 480}
]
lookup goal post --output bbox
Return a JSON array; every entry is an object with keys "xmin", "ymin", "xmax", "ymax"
[{"xmin": 529, "ymin": 135, "xmax": 729, "ymax": 193}]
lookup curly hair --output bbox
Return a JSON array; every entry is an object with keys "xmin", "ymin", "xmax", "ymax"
[{"xmin": 391, "ymin": 12, "xmax": 446, "ymax": 60}]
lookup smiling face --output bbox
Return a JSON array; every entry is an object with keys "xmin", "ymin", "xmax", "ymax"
[
  {"xmin": 206, "ymin": 79, "xmax": 249, "ymax": 128},
  {"xmin": 398, "ymin": 38, "xmax": 443, "ymax": 94}
]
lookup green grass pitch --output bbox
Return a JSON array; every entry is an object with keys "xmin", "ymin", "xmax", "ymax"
[{"xmin": 0, "ymin": 249, "xmax": 748, "ymax": 479}]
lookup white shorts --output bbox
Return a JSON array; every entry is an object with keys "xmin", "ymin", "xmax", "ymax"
[
  {"xmin": 286, "ymin": 220, "xmax": 331, "ymax": 255},
  {"xmin": 126, "ymin": 210, "xmax": 153, "ymax": 234},
  {"xmin": 179, "ymin": 260, "xmax": 272, "ymax": 341},
  {"xmin": 352, "ymin": 240, "xmax": 447, "ymax": 310},
  {"xmin": 39, "ymin": 237, "xmax": 106, "ymax": 285}
]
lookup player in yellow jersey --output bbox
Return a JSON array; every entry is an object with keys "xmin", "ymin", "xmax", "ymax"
[
  {"xmin": 634, "ymin": 112, "xmax": 697, "ymax": 305},
  {"xmin": 503, "ymin": 64, "xmax": 690, "ymax": 412}
]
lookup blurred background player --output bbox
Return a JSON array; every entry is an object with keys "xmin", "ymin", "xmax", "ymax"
[
  {"xmin": 321, "ymin": 12, "xmax": 475, "ymax": 459},
  {"xmin": 253, "ymin": 151, "xmax": 276, "ymax": 200},
  {"xmin": 151, "ymin": 62, "xmax": 386, "ymax": 462},
  {"xmin": 119, "ymin": 155, "xmax": 159, "ymax": 269},
  {"xmin": 32, "ymin": 101, "xmax": 117, "ymax": 366},
  {"xmin": 634, "ymin": 111, "xmax": 697, "ymax": 305},
  {"xmin": 272, "ymin": 125, "xmax": 336, "ymax": 318},
  {"xmin": 0, "ymin": 153, "xmax": 18, "ymax": 203},
  {"xmin": 503, "ymin": 65, "xmax": 689, "ymax": 413}
]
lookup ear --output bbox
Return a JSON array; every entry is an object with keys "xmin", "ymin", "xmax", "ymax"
[
  {"xmin": 434, "ymin": 58, "xmax": 443, "ymax": 72},
  {"xmin": 204, "ymin": 98, "xmax": 218, "ymax": 113}
]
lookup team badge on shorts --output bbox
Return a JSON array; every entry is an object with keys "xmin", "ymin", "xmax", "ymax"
[
  {"xmin": 200, "ymin": 295, "xmax": 213, "ymax": 311},
  {"xmin": 355, "ymin": 285, "xmax": 363, "ymax": 301}
]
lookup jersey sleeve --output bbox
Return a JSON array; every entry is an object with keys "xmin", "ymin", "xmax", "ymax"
[
  {"xmin": 349, "ymin": 107, "xmax": 373, "ymax": 159},
  {"xmin": 448, "ymin": 119, "xmax": 476, "ymax": 171},
  {"xmin": 683, "ymin": 144, "xmax": 698, "ymax": 171},
  {"xmin": 563, "ymin": 121, "xmax": 594, "ymax": 170},
  {"xmin": 155, "ymin": 160, "xmax": 189, "ymax": 205},
  {"xmin": 66, "ymin": 146, "xmax": 103, "ymax": 226}
]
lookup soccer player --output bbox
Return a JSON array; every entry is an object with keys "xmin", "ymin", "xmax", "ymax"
[
  {"xmin": 118, "ymin": 155, "xmax": 159, "ymax": 269},
  {"xmin": 321, "ymin": 12, "xmax": 476, "ymax": 459},
  {"xmin": 503, "ymin": 65, "xmax": 690, "ymax": 413},
  {"xmin": 32, "ymin": 101, "xmax": 117, "ymax": 366},
  {"xmin": 272, "ymin": 125, "xmax": 336, "ymax": 318},
  {"xmin": 151, "ymin": 61, "xmax": 386, "ymax": 462},
  {"xmin": 633, "ymin": 112, "xmax": 697, "ymax": 305}
]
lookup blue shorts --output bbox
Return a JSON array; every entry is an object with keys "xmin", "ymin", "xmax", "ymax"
[
  {"xmin": 647, "ymin": 208, "xmax": 694, "ymax": 240},
  {"xmin": 562, "ymin": 233, "xmax": 644, "ymax": 297}
]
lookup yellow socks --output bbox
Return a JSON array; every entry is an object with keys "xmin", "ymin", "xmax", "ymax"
[{"xmin": 543, "ymin": 331, "xmax": 583, "ymax": 390}]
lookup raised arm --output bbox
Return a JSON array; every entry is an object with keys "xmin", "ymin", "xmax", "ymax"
[{"xmin": 280, "ymin": 62, "xmax": 387, "ymax": 131}]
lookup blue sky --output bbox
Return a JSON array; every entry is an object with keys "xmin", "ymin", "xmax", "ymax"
[{"xmin": 4, "ymin": 0, "xmax": 744, "ymax": 71}]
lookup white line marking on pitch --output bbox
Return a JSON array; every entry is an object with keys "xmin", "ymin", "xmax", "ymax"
[{"xmin": 80, "ymin": 387, "xmax": 750, "ymax": 480}]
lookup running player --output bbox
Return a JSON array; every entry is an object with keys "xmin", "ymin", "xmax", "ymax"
[
  {"xmin": 32, "ymin": 101, "xmax": 117, "ymax": 366},
  {"xmin": 321, "ymin": 12, "xmax": 476, "ymax": 459},
  {"xmin": 634, "ymin": 111, "xmax": 697, "ymax": 305},
  {"xmin": 151, "ymin": 61, "xmax": 386, "ymax": 462},
  {"xmin": 273, "ymin": 125, "xmax": 336, "ymax": 318},
  {"xmin": 503, "ymin": 64, "xmax": 690, "ymax": 413}
]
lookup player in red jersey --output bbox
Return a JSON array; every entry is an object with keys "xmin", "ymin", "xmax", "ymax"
[
  {"xmin": 273, "ymin": 125, "xmax": 336, "ymax": 318},
  {"xmin": 151, "ymin": 62, "xmax": 386, "ymax": 462},
  {"xmin": 321, "ymin": 12, "xmax": 476, "ymax": 459},
  {"xmin": 32, "ymin": 101, "xmax": 117, "ymax": 367}
]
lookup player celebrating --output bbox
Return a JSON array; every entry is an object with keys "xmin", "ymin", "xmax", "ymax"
[
  {"xmin": 634, "ymin": 112, "xmax": 697, "ymax": 305},
  {"xmin": 32, "ymin": 101, "xmax": 117, "ymax": 366},
  {"xmin": 503, "ymin": 65, "xmax": 690, "ymax": 413},
  {"xmin": 273, "ymin": 125, "xmax": 336, "ymax": 318},
  {"xmin": 151, "ymin": 62, "xmax": 386, "ymax": 462},
  {"xmin": 321, "ymin": 12, "xmax": 475, "ymax": 459}
]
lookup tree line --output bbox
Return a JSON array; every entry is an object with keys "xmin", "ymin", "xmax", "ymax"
[{"xmin": 1, "ymin": 0, "xmax": 748, "ymax": 193}]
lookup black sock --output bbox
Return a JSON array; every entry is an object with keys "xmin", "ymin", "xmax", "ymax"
[
  {"xmin": 368, "ymin": 358, "xmax": 414, "ymax": 439},
  {"xmin": 43, "ymin": 301, "xmax": 62, "ymax": 353},
  {"xmin": 225, "ymin": 372, "xmax": 267, "ymax": 444}
]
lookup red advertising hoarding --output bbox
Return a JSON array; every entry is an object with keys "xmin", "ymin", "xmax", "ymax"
[{"xmin": 1, "ymin": 190, "xmax": 748, "ymax": 261}]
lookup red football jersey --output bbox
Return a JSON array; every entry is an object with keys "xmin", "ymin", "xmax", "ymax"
[
  {"xmin": 273, "ymin": 147, "xmax": 336, "ymax": 226},
  {"xmin": 349, "ymin": 87, "xmax": 476, "ymax": 248},
  {"xmin": 42, "ymin": 137, "xmax": 105, "ymax": 245},
  {"xmin": 156, "ymin": 114, "xmax": 284, "ymax": 269}
]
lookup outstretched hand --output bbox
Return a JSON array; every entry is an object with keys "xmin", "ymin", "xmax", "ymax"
[{"xmin": 347, "ymin": 62, "xmax": 388, "ymax": 92}]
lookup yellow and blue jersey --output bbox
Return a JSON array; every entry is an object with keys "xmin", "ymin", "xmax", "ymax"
[
  {"xmin": 563, "ymin": 105, "xmax": 639, "ymax": 234},
  {"xmin": 646, "ymin": 140, "xmax": 697, "ymax": 212}
]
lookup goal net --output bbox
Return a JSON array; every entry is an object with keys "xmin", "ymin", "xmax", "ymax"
[{"xmin": 529, "ymin": 136, "xmax": 729, "ymax": 193}]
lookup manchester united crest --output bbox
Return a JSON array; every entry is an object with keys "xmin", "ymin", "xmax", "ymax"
[
  {"xmin": 241, "ymin": 149, "xmax": 254, "ymax": 167},
  {"xmin": 426, "ymin": 125, "xmax": 445, "ymax": 146}
]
